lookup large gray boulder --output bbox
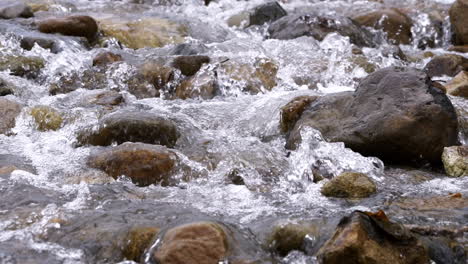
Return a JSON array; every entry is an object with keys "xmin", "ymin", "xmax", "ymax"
[{"xmin": 286, "ymin": 67, "xmax": 459, "ymax": 164}]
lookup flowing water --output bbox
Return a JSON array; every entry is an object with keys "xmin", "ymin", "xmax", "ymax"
[{"xmin": 0, "ymin": 0, "xmax": 467, "ymax": 263}]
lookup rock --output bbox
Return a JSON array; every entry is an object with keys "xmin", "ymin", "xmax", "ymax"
[
  {"xmin": 152, "ymin": 221, "xmax": 228, "ymax": 264},
  {"xmin": 20, "ymin": 36, "xmax": 59, "ymax": 53},
  {"xmin": 0, "ymin": 78, "xmax": 15, "ymax": 96},
  {"xmin": 219, "ymin": 58, "xmax": 278, "ymax": 94},
  {"xmin": 171, "ymin": 55, "xmax": 210, "ymax": 76},
  {"xmin": 394, "ymin": 194, "xmax": 468, "ymax": 211},
  {"xmin": 444, "ymin": 71, "xmax": 468, "ymax": 98},
  {"xmin": 30, "ymin": 106, "xmax": 63, "ymax": 131},
  {"xmin": 448, "ymin": 46, "xmax": 468, "ymax": 53},
  {"xmin": 0, "ymin": 3, "xmax": 33, "ymax": 19},
  {"xmin": 267, "ymin": 223, "xmax": 318, "ymax": 256},
  {"xmin": 49, "ymin": 68, "xmax": 107, "ymax": 95},
  {"xmin": 0, "ymin": 98, "xmax": 21, "ymax": 135},
  {"xmin": 88, "ymin": 142, "xmax": 178, "ymax": 186},
  {"xmin": 77, "ymin": 111, "xmax": 179, "ymax": 148},
  {"xmin": 175, "ymin": 66, "xmax": 217, "ymax": 100},
  {"xmin": 90, "ymin": 91, "xmax": 124, "ymax": 106},
  {"xmin": 280, "ymin": 96, "xmax": 318, "ymax": 133},
  {"xmin": 449, "ymin": 0, "xmax": 468, "ymax": 45},
  {"xmin": 320, "ymin": 172, "xmax": 377, "ymax": 198},
  {"xmin": 287, "ymin": 67, "xmax": 459, "ymax": 164},
  {"xmin": 268, "ymin": 14, "xmax": 375, "ymax": 47},
  {"xmin": 92, "ymin": 52, "xmax": 123, "ymax": 67},
  {"xmin": 99, "ymin": 17, "xmax": 187, "ymax": 49},
  {"xmin": 347, "ymin": 55, "xmax": 377, "ymax": 74},
  {"xmin": 123, "ymin": 226, "xmax": 160, "ymax": 262},
  {"xmin": 127, "ymin": 62, "xmax": 175, "ymax": 99},
  {"xmin": 228, "ymin": 2, "xmax": 287, "ymax": 28},
  {"xmin": 38, "ymin": 16, "xmax": 98, "ymax": 40},
  {"xmin": 317, "ymin": 211, "xmax": 430, "ymax": 264},
  {"xmin": 424, "ymin": 54, "xmax": 468, "ymax": 78},
  {"xmin": 0, "ymin": 55, "xmax": 44, "ymax": 78},
  {"xmin": 168, "ymin": 43, "xmax": 209, "ymax": 56},
  {"xmin": 442, "ymin": 146, "xmax": 468, "ymax": 177},
  {"xmin": 353, "ymin": 8, "xmax": 412, "ymax": 45}
]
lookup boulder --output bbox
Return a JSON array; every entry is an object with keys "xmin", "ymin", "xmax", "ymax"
[
  {"xmin": 280, "ymin": 95, "xmax": 318, "ymax": 133},
  {"xmin": 424, "ymin": 54, "xmax": 468, "ymax": 78},
  {"xmin": 449, "ymin": 0, "xmax": 468, "ymax": 45},
  {"xmin": 38, "ymin": 16, "xmax": 98, "ymax": 40},
  {"xmin": 0, "ymin": 3, "xmax": 33, "ymax": 19},
  {"xmin": 88, "ymin": 142, "xmax": 178, "ymax": 186},
  {"xmin": 287, "ymin": 67, "xmax": 459, "ymax": 164},
  {"xmin": 353, "ymin": 8, "xmax": 412, "ymax": 45},
  {"xmin": 123, "ymin": 226, "xmax": 160, "ymax": 262},
  {"xmin": 442, "ymin": 146, "xmax": 467, "ymax": 177},
  {"xmin": 171, "ymin": 55, "xmax": 210, "ymax": 76},
  {"xmin": 98, "ymin": 17, "xmax": 187, "ymax": 49},
  {"xmin": 152, "ymin": 221, "xmax": 228, "ymax": 264},
  {"xmin": 317, "ymin": 211, "xmax": 430, "ymax": 264},
  {"xmin": 0, "ymin": 98, "xmax": 21, "ymax": 134},
  {"xmin": 320, "ymin": 172, "xmax": 376, "ymax": 198},
  {"xmin": 77, "ymin": 111, "xmax": 179, "ymax": 148},
  {"xmin": 30, "ymin": 106, "xmax": 63, "ymax": 131},
  {"xmin": 228, "ymin": 2, "xmax": 287, "ymax": 28},
  {"xmin": 92, "ymin": 52, "xmax": 123, "ymax": 67},
  {"xmin": 0, "ymin": 55, "xmax": 44, "ymax": 78},
  {"xmin": 268, "ymin": 14, "xmax": 375, "ymax": 47},
  {"xmin": 444, "ymin": 71, "xmax": 468, "ymax": 98}
]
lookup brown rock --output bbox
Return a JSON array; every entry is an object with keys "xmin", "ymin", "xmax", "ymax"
[
  {"xmin": 353, "ymin": 8, "xmax": 413, "ymax": 45},
  {"xmin": 88, "ymin": 142, "xmax": 178, "ymax": 187},
  {"xmin": 92, "ymin": 52, "xmax": 123, "ymax": 67},
  {"xmin": 123, "ymin": 226, "xmax": 160, "ymax": 262},
  {"xmin": 448, "ymin": 46, "xmax": 468, "ymax": 53},
  {"xmin": 280, "ymin": 96, "xmax": 318, "ymax": 133},
  {"xmin": 77, "ymin": 111, "xmax": 179, "ymax": 148},
  {"xmin": 445, "ymin": 71, "xmax": 468, "ymax": 98},
  {"xmin": 449, "ymin": 0, "xmax": 468, "ymax": 45},
  {"xmin": 171, "ymin": 55, "xmax": 210, "ymax": 76},
  {"xmin": 0, "ymin": 98, "xmax": 21, "ymax": 135},
  {"xmin": 175, "ymin": 67, "xmax": 217, "ymax": 100},
  {"xmin": 127, "ymin": 62, "xmax": 174, "ymax": 99},
  {"xmin": 38, "ymin": 16, "xmax": 98, "ymax": 40},
  {"xmin": 424, "ymin": 54, "xmax": 468, "ymax": 78},
  {"xmin": 320, "ymin": 172, "xmax": 377, "ymax": 198},
  {"xmin": 91, "ymin": 91, "xmax": 124, "ymax": 106},
  {"xmin": 267, "ymin": 223, "xmax": 318, "ymax": 256},
  {"xmin": 317, "ymin": 211, "xmax": 430, "ymax": 264},
  {"xmin": 153, "ymin": 221, "xmax": 228, "ymax": 264},
  {"xmin": 394, "ymin": 195, "xmax": 468, "ymax": 211}
]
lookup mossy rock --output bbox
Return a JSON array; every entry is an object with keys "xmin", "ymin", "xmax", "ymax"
[
  {"xmin": 123, "ymin": 226, "xmax": 160, "ymax": 262},
  {"xmin": 321, "ymin": 172, "xmax": 377, "ymax": 198},
  {"xmin": 442, "ymin": 146, "xmax": 468, "ymax": 177},
  {"xmin": 99, "ymin": 17, "xmax": 188, "ymax": 49},
  {"xmin": 347, "ymin": 56, "xmax": 376, "ymax": 74},
  {"xmin": 0, "ymin": 55, "xmax": 44, "ymax": 78},
  {"xmin": 30, "ymin": 106, "xmax": 63, "ymax": 131}
]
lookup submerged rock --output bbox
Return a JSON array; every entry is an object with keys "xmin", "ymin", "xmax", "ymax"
[
  {"xmin": 0, "ymin": 3, "xmax": 33, "ymax": 19},
  {"xmin": 77, "ymin": 111, "xmax": 179, "ymax": 148},
  {"xmin": 449, "ymin": 0, "xmax": 468, "ymax": 45},
  {"xmin": 287, "ymin": 67, "xmax": 459, "ymax": 164},
  {"xmin": 0, "ymin": 55, "xmax": 44, "ymax": 78},
  {"xmin": 90, "ymin": 90, "xmax": 124, "ymax": 106},
  {"xmin": 317, "ymin": 211, "xmax": 430, "ymax": 264},
  {"xmin": 0, "ymin": 77, "xmax": 15, "ymax": 96},
  {"xmin": 38, "ymin": 16, "xmax": 98, "ymax": 40},
  {"xmin": 20, "ymin": 36, "xmax": 59, "ymax": 53},
  {"xmin": 88, "ymin": 142, "xmax": 178, "ymax": 186},
  {"xmin": 267, "ymin": 223, "xmax": 318, "ymax": 256},
  {"xmin": 320, "ymin": 172, "xmax": 377, "ymax": 198},
  {"xmin": 92, "ymin": 52, "xmax": 123, "ymax": 67},
  {"xmin": 175, "ymin": 65, "xmax": 217, "ymax": 99},
  {"xmin": 442, "ymin": 146, "xmax": 467, "ymax": 177},
  {"xmin": 151, "ymin": 221, "xmax": 228, "ymax": 264},
  {"xmin": 0, "ymin": 98, "xmax": 21, "ymax": 135},
  {"xmin": 30, "ymin": 106, "xmax": 63, "ymax": 131},
  {"xmin": 444, "ymin": 71, "xmax": 468, "ymax": 98},
  {"xmin": 98, "ymin": 17, "xmax": 187, "ymax": 49},
  {"xmin": 353, "ymin": 8, "xmax": 412, "ymax": 45},
  {"xmin": 424, "ymin": 54, "xmax": 468, "ymax": 78},
  {"xmin": 228, "ymin": 2, "xmax": 287, "ymax": 28},
  {"xmin": 268, "ymin": 14, "xmax": 375, "ymax": 47},
  {"xmin": 123, "ymin": 226, "xmax": 160, "ymax": 262},
  {"xmin": 127, "ymin": 62, "xmax": 175, "ymax": 99}
]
